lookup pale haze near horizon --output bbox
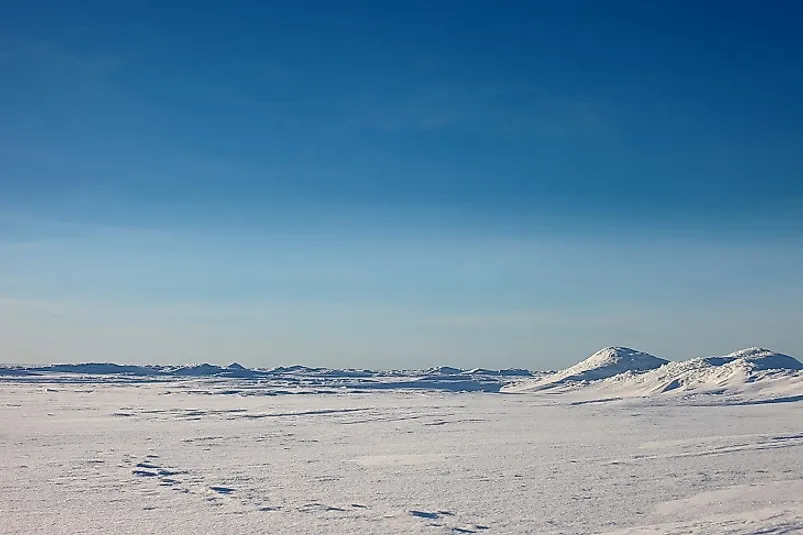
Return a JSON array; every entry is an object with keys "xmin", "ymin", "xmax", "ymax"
[{"xmin": 2, "ymin": 219, "xmax": 802, "ymax": 370}]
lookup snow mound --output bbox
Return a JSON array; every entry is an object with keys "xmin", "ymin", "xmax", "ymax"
[
  {"xmin": 266, "ymin": 365, "xmax": 325, "ymax": 375},
  {"xmin": 33, "ymin": 363, "xmax": 160, "ymax": 376},
  {"xmin": 467, "ymin": 368, "xmax": 533, "ymax": 377},
  {"xmin": 596, "ymin": 348, "xmax": 803, "ymax": 399},
  {"xmin": 719, "ymin": 347, "xmax": 802, "ymax": 371},
  {"xmin": 504, "ymin": 347, "xmax": 803, "ymax": 403},
  {"xmin": 562, "ymin": 347, "xmax": 669, "ymax": 379},
  {"xmin": 505, "ymin": 347, "xmax": 667, "ymax": 392},
  {"xmin": 424, "ymin": 366, "xmax": 465, "ymax": 376},
  {"xmin": 170, "ymin": 363, "xmax": 225, "ymax": 376}
]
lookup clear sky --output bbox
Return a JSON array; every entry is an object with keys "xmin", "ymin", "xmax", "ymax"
[{"xmin": 2, "ymin": 1, "xmax": 803, "ymax": 369}]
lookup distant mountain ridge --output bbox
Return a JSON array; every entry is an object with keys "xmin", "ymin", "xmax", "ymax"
[
  {"xmin": 0, "ymin": 361, "xmax": 536, "ymax": 377},
  {"xmin": 2, "ymin": 347, "xmax": 801, "ymax": 400},
  {"xmin": 0, "ymin": 361, "xmax": 534, "ymax": 393}
]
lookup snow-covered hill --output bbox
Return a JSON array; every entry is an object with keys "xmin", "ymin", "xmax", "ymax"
[
  {"xmin": 593, "ymin": 347, "xmax": 803, "ymax": 401},
  {"xmin": 503, "ymin": 347, "xmax": 803, "ymax": 403},
  {"xmin": 503, "ymin": 347, "xmax": 668, "ymax": 392}
]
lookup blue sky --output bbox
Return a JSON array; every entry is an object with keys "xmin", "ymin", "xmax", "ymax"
[{"xmin": 2, "ymin": 1, "xmax": 803, "ymax": 368}]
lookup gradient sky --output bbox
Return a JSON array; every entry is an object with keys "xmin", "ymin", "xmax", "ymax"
[{"xmin": 2, "ymin": 1, "xmax": 803, "ymax": 369}]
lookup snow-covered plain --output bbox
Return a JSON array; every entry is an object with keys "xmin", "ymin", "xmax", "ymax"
[{"xmin": 2, "ymin": 349, "xmax": 802, "ymax": 534}]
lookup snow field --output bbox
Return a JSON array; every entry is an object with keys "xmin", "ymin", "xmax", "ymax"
[{"xmin": 2, "ymin": 379, "xmax": 802, "ymax": 534}]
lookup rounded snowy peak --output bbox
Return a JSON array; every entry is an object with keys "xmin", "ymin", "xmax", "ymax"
[
  {"xmin": 552, "ymin": 347, "xmax": 669, "ymax": 383},
  {"xmin": 583, "ymin": 347, "xmax": 666, "ymax": 367},
  {"xmin": 721, "ymin": 348, "xmax": 803, "ymax": 371}
]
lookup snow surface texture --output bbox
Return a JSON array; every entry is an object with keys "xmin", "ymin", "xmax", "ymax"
[
  {"xmin": 2, "ymin": 378, "xmax": 803, "ymax": 534},
  {"xmin": 2, "ymin": 347, "xmax": 803, "ymax": 534}
]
